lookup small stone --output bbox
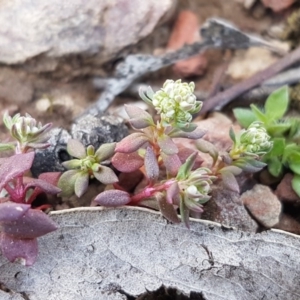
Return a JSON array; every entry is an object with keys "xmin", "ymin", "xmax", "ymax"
[
  {"xmin": 167, "ymin": 10, "xmax": 207, "ymax": 78},
  {"xmin": 260, "ymin": 0, "xmax": 296, "ymax": 12},
  {"xmin": 275, "ymin": 173, "xmax": 300, "ymax": 204},
  {"xmin": 202, "ymin": 181, "xmax": 259, "ymax": 232},
  {"xmin": 242, "ymin": 184, "xmax": 282, "ymax": 228}
]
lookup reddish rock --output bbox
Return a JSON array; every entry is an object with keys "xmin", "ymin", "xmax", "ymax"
[
  {"xmin": 274, "ymin": 213, "xmax": 300, "ymax": 235},
  {"xmin": 167, "ymin": 10, "xmax": 207, "ymax": 78},
  {"xmin": 202, "ymin": 181, "xmax": 259, "ymax": 232},
  {"xmin": 242, "ymin": 184, "xmax": 282, "ymax": 228},
  {"xmin": 260, "ymin": 0, "xmax": 296, "ymax": 12},
  {"xmin": 275, "ymin": 173, "xmax": 300, "ymax": 204}
]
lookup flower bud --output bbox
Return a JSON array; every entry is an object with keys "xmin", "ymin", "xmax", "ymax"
[
  {"xmin": 240, "ymin": 122, "xmax": 273, "ymax": 155},
  {"xmin": 152, "ymin": 79, "xmax": 202, "ymax": 125}
]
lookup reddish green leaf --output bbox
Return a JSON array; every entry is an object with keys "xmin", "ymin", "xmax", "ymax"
[
  {"xmin": 157, "ymin": 134, "xmax": 178, "ymax": 155},
  {"xmin": 115, "ymin": 133, "xmax": 149, "ymax": 153},
  {"xmin": 112, "ymin": 152, "xmax": 144, "ymax": 173},
  {"xmin": 144, "ymin": 147, "xmax": 159, "ymax": 181},
  {"xmin": 94, "ymin": 190, "xmax": 131, "ymax": 207},
  {"xmin": 157, "ymin": 193, "xmax": 180, "ymax": 224}
]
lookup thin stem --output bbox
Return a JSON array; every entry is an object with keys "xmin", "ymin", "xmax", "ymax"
[{"xmin": 200, "ymin": 46, "xmax": 300, "ymax": 115}]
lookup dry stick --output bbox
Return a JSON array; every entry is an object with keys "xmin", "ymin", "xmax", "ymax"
[{"xmin": 200, "ymin": 46, "xmax": 300, "ymax": 115}]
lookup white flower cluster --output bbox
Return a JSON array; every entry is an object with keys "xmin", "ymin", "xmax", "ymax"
[
  {"xmin": 152, "ymin": 79, "xmax": 202, "ymax": 124},
  {"xmin": 240, "ymin": 122, "xmax": 273, "ymax": 155}
]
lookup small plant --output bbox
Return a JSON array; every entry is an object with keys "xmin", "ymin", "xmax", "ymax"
[
  {"xmin": 233, "ymin": 86, "xmax": 300, "ymax": 196},
  {"xmin": 57, "ymin": 139, "xmax": 118, "ymax": 197},
  {"xmin": 0, "ymin": 112, "xmax": 60, "ymax": 265},
  {"xmin": 56, "ymin": 79, "xmax": 269, "ymax": 227}
]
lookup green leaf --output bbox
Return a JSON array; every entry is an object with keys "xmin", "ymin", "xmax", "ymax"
[
  {"xmin": 139, "ymin": 86, "xmax": 154, "ymax": 106},
  {"xmin": 267, "ymin": 156, "xmax": 283, "ymax": 177},
  {"xmin": 229, "ymin": 127, "xmax": 236, "ymax": 143},
  {"xmin": 265, "ymin": 86, "xmax": 289, "ymax": 120},
  {"xmin": 292, "ymin": 174, "xmax": 300, "ymax": 197},
  {"xmin": 175, "ymin": 122, "xmax": 197, "ymax": 132},
  {"xmin": 176, "ymin": 152, "xmax": 197, "ymax": 180},
  {"xmin": 268, "ymin": 137, "xmax": 285, "ymax": 157},
  {"xmin": 67, "ymin": 139, "xmax": 86, "ymax": 159},
  {"xmin": 62, "ymin": 159, "xmax": 81, "ymax": 170},
  {"xmin": 195, "ymin": 139, "xmax": 219, "ymax": 165},
  {"xmin": 95, "ymin": 143, "xmax": 116, "ymax": 162},
  {"xmin": 0, "ymin": 143, "xmax": 15, "ymax": 152},
  {"xmin": 180, "ymin": 198, "xmax": 190, "ymax": 228},
  {"xmin": 93, "ymin": 166, "xmax": 118, "ymax": 185},
  {"xmin": 233, "ymin": 108, "xmax": 257, "ymax": 128},
  {"xmin": 57, "ymin": 170, "xmax": 79, "ymax": 197},
  {"xmin": 74, "ymin": 172, "xmax": 89, "ymax": 198},
  {"xmin": 250, "ymin": 104, "xmax": 267, "ymax": 123},
  {"xmin": 266, "ymin": 123, "xmax": 291, "ymax": 137}
]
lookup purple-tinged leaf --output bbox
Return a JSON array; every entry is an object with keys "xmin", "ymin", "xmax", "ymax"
[
  {"xmin": 27, "ymin": 172, "xmax": 62, "ymax": 203},
  {"xmin": 166, "ymin": 182, "xmax": 180, "ymax": 205},
  {"xmin": 0, "ymin": 152, "xmax": 34, "ymax": 191},
  {"xmin": 95, "ymin": 143, "xmax": 116, "ymax": 162},
  {"xmin": 93, "ymin": 166, "xmax": 118, "ymax": 185},
  {"xmin": 160, "ymin": 153, "xmax": 182, "ymax": 177},
  {"xmin": 157, "ymin": 134, "xmax": 178, "ymax": 155},
  {"xmin": 144, "ymin": 147, "xmax": 159, "ymax": 182},
  {"xmin": 74, "ymin": 172, "xmax": 89, "ymax": 198},
  {"xmin": 0, "ymin": 202, "xmax": 30, "ymax": 222},
  {"xmin": 196, "ymin": 139, "xmax": 219, "ymax": 165},
  {"xmin": 67, "ymin": 139, "xmax": 86, "ymax": 159},
  {"xmin": 125, "ymin": 105, "xmax": 154, "ymax": 129},
  {"xmin": 94, "ymin": 190, "xmax": 131, "ymax": 207},
  {"xmin": 57, "ymin": 170, "xmax": 79, "ymax": 197},
  {"xmin": 25, "ymin": 178, "xmax": 61, "ymax": 195},
  {"xmin": 157, "ymin": 193, "xmax": 180, "ymax": 224},
  {"xmin": 112, "ymin": 152, "xmax": 144, "ymax": 173},
  {"xmin": 0, "ymin": 233, "xmax": 38, "ymax": 266},
  {"xmin": 115, "ymin": 133, "xmax": 149, "ymax": 153},
  {"xmin": 177, "ymin": 146, "xmax": 203, "ymax": 170},
  {"xmin": 220, "ymin": 171, "xmax": 240, "ymax": 193},
  {"xmin": 169, "ymin": 127, "xmax": 206, "ymax": 139},
  {"xmin": 1, "ymin": 209, "xmax": 58, "ymax": 239}
]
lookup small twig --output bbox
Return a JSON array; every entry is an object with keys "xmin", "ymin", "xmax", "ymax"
[
  {"xmin": 200, "ymin": 47, "xmax": 300, "ymax": 115},
  {"xmin": 262, "ymin": 66, "xmax": 300, "ymax": 86},
  {"xmin": 81, "ymin": 18, "xmax": 284, "ymax": 118}
]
